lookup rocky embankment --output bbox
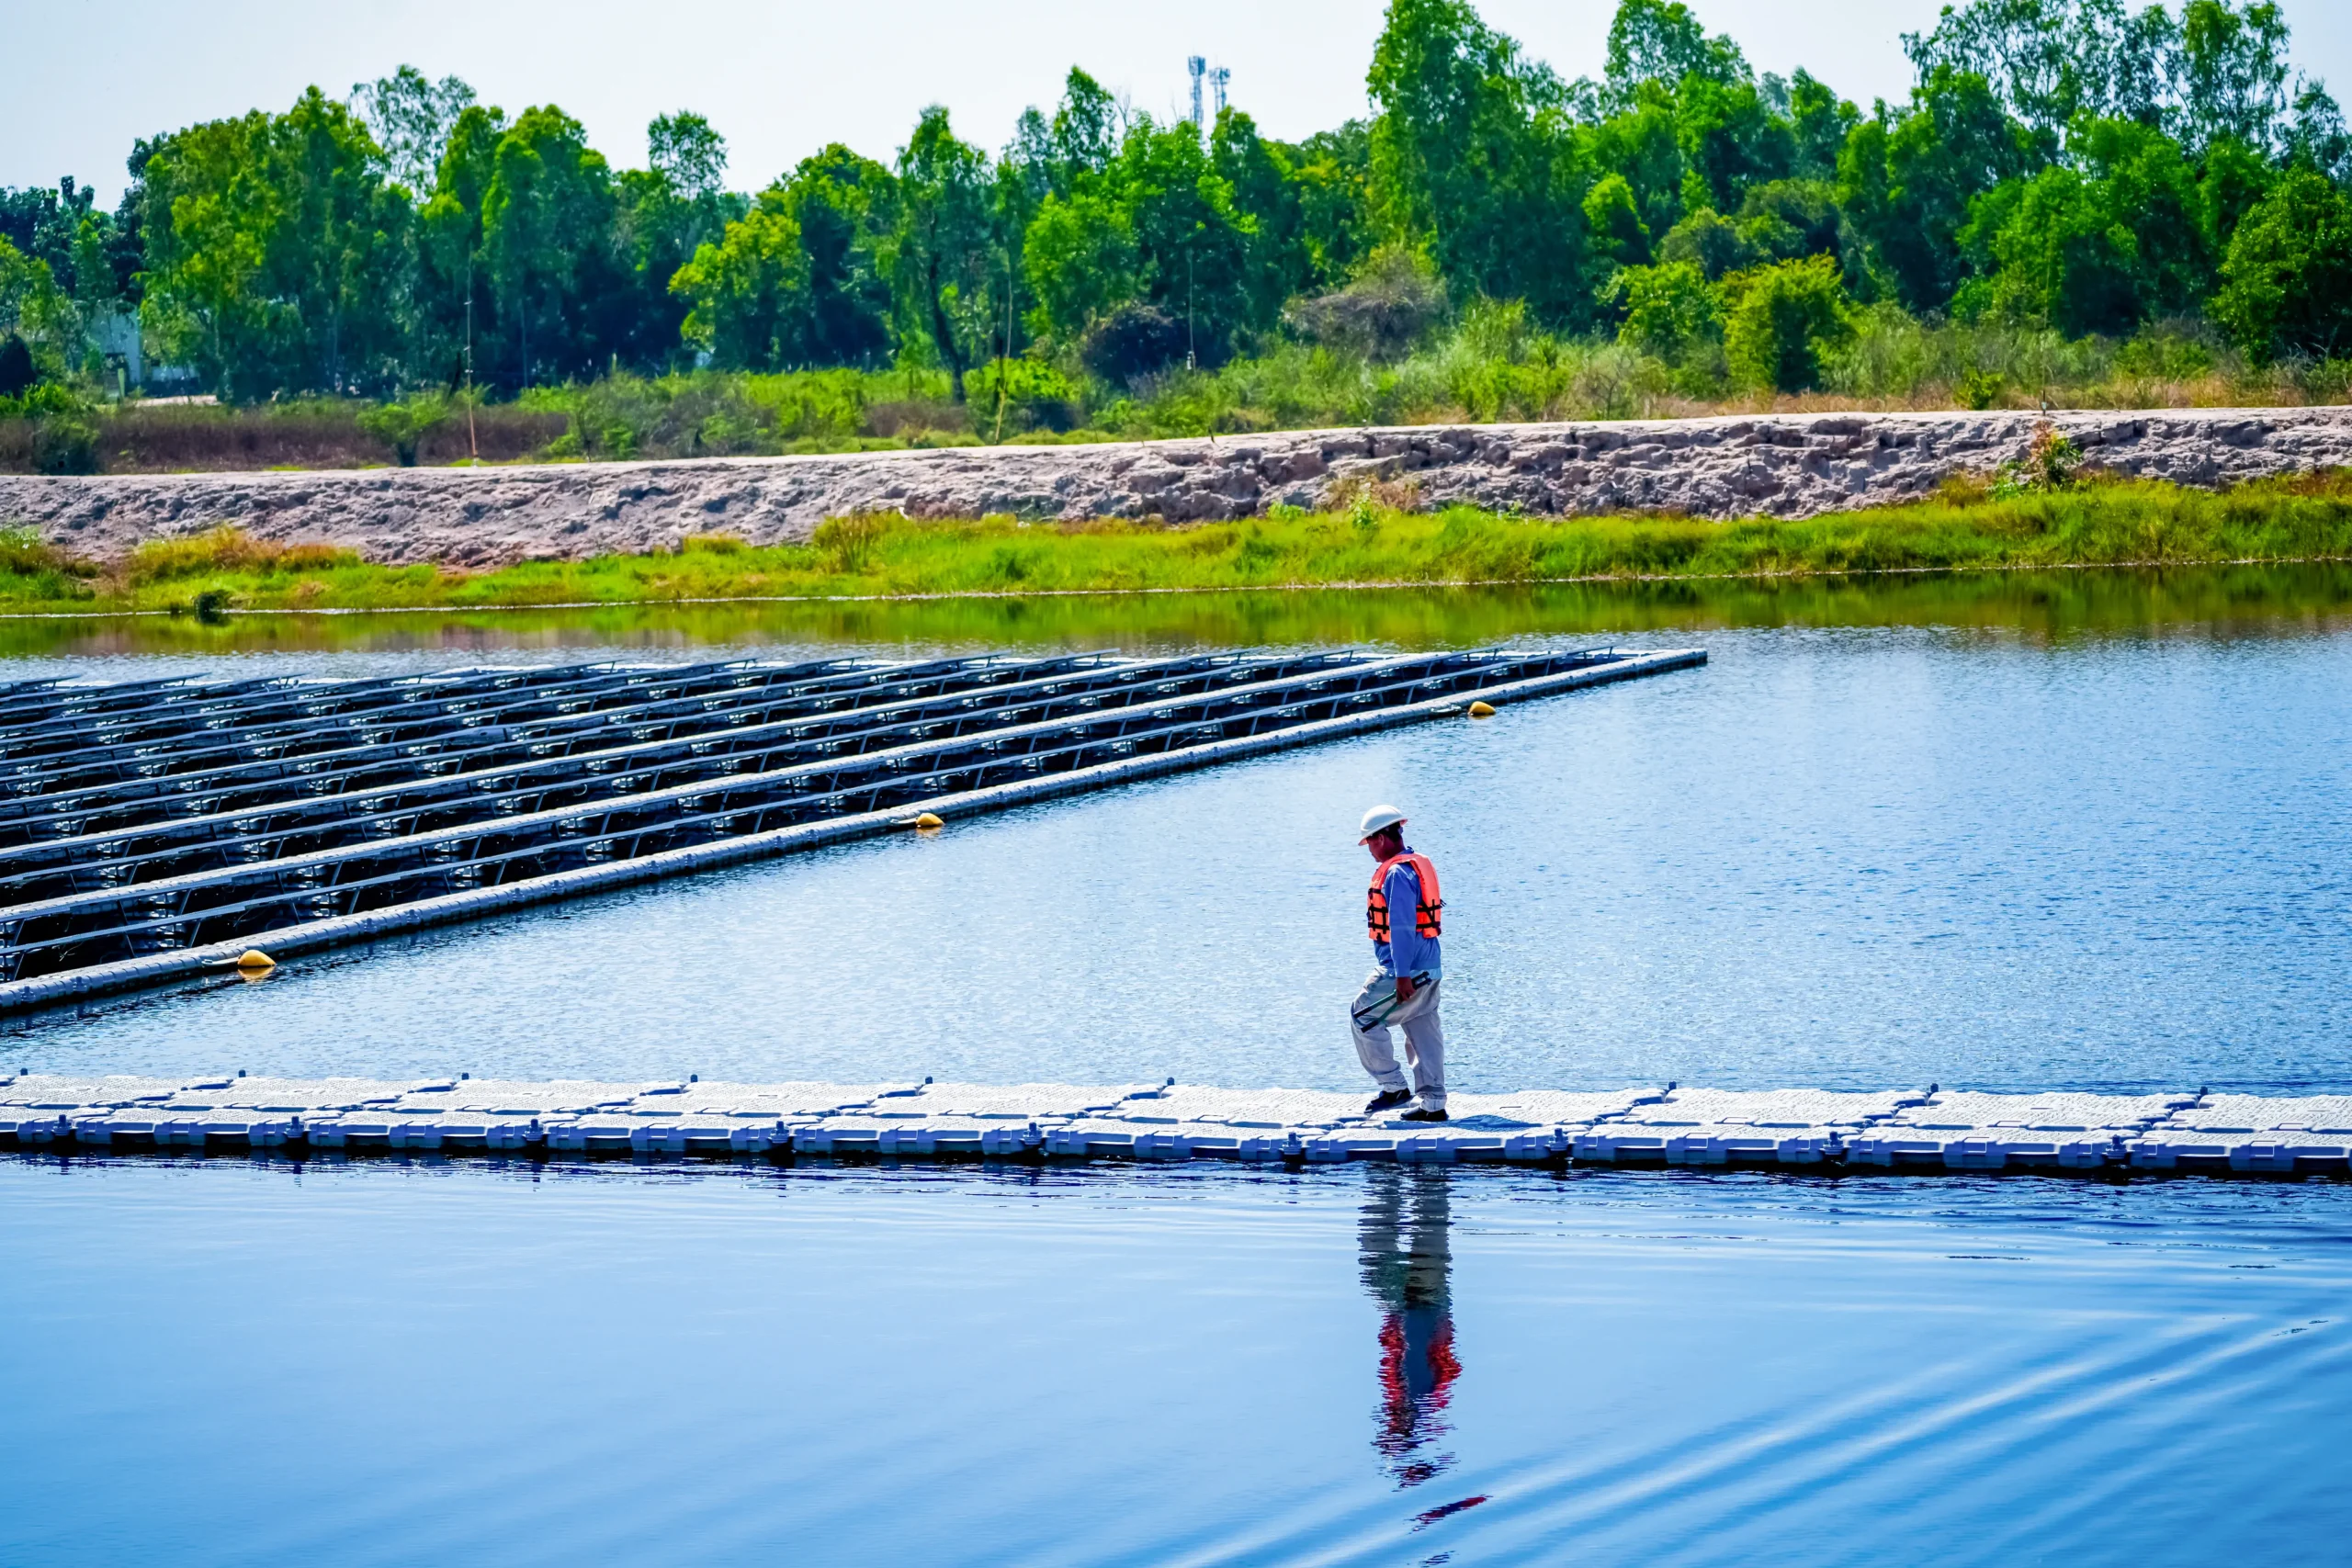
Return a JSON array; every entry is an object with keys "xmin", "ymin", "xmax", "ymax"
[{"xmin": 5, "ymin": 406, "xmax": 2349, "ymax": 567}]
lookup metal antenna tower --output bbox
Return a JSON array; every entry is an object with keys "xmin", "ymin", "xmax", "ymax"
[
  {"xmin": 1187, "ymin": 56, "xmax": 1206, "ymax": 128},
  {"xmin": 1211, "ymin": 65, "xmax": 1230, "ymax": 118}
]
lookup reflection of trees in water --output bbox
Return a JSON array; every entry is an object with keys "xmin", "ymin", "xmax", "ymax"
[{"xmin": 1359, "ymin": 1166, "xmax": 1460, "ymax": 1488}]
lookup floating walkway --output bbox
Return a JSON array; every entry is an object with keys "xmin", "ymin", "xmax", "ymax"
[
  {"xmin": 6, "ymin": 1072, "xmax": 2346, "ymax": 1177},
  {"xmin": 0, "ymin": 646, "xmax": 1701, "ymax": 1010}
]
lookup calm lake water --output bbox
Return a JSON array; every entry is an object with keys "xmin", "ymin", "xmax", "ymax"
[
  {"xmin": 3, "ymin": 1156, "xmax": 2346, "ymax": 1565},
  {"xmin": 13, "ymin": 567, "xmax": 2350, "ymax": 1096},
  {"xmin": 5, "ymin": 567, "xmax": 2348, "ymax": 1563}
]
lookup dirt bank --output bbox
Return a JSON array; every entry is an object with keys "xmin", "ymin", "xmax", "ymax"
[{"xmin": 4, "ymin": 406, "xmax": 2348, "ymax": 567}]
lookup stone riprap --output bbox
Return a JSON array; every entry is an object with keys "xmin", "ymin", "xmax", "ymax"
[{"xmin": 5, "ymin": 405, "xmax": 2350, "ymax": 569}]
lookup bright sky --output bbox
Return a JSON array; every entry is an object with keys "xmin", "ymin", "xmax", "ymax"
[{"xmin": 10, "ymin": 0, "xmax": 2352, "ymax": 205}]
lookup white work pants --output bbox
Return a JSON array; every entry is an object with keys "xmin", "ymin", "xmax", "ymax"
[{"xmin": 1351, "ymin": 971, "xmax": 1444, "ymax": 1110}]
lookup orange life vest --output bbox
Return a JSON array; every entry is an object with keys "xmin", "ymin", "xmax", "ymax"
[{"xmin": 1367, "ymin": 852, "xmax": 1442, "ymax": 942}]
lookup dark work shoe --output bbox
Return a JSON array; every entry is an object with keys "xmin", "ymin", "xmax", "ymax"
[
  {"xmin": 1400, "ymin": 1107, "xmax": 1449, "ymax": 1122},
  {"xmin": 1364, "ymin": 1089, "xmax": 1414, "ymax": 1114}
]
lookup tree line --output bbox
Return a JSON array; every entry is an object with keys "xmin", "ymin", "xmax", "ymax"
[{"xmin": 5, "ymin": 0, "xmax": 2351, "ymax": 413}]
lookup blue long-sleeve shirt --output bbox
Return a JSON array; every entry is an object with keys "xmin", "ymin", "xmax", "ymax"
[{"xmin": 1374, "ymin": 853, "xmax": 1442, "ymax": 979}]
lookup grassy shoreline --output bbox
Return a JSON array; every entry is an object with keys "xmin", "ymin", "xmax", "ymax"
[{"xmin": 7, "ymin": 472, "xmax": 2352, "ymax": 618}]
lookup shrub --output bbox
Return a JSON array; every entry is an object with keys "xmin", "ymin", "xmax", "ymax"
[
  {"xmin": 1958, "ymin": 369, "xmax": 2008, "ymax": 409},
  {"xmin": 353, "ymin": 393, "xmax": 450, "ymax": 466},
  {"xmin": 865, "ymin": 398, "xmax": 969, "ymax": 439},
  {"xmin": 31, "ymin": 412, "xmax": 99, "ymax": 474},
  {"xmin": 0, "ymin": 523, "xmax": 95, "ymax": 577},
  {"xmin": 1283, "ymin": 246, "xmax": 1449, "ymax": 362},
  {"xmin": 1609, "ymin": 261, "xmax": 1723, "ymax": 363},
  {"xmin": 967, "ymin": 358, "xmax": 1083, "ymax": 435},
  {"xmin": 1722, "ymin": 255, "xmax": 1855, "ymax": 392},
  {"xmin": 1324, "ymin": 473, "xmax": 1423, "ymax": 516},
  {"xmin": 1992, "ymin": 421, "xmax": 2085, "ymax": 496},
  {"xmin": 127, "ymin": 525, "xmax": 359, "ymax": 582},
  {"xmin": 0, "ymin": 335, "xmax": 33, "ymax": 400},
  {"xmin": 0, "ymin": 382, "xmax": 103, "ymax": 473},
  {"xmin": 811, "ymin": 512, "xmax": 894, "ymax": 574},
  {"xmin": 1080, "ymin": 305, "xmax": 1190, "ymax": 385},
  {"xmin": 2112, "ymin": 321, "xmax": 2217, "ymax": 380},
  {"xmin": 1657, "ymin": 209, "xmax": 1758, "ymax": 280}
]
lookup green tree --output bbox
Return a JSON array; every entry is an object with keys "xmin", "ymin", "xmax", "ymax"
[
  {"xmin": 614, "ymin": 114, "xmax": 745, "ymax": 370},
  {"xmin": 648, "ymin": 112, "xmax": 729, "ymax": 205},
  {"xmin": 1108, "ymin": 118, "xmax": 1254, "ymax": 361},
  {"xmin": 354, "ymin": 69, "xmax": 479, "ymax": 386},
  {"xmin": 0, "ymin": 238, "xmax": 78, "ymax": 378},
  {"xmin": 1023, "ymin": 189, "xmax": 1137, "ymax": 341},
  {"xmin": 1576, "ymin": 90, "xmax": 1690, "ymax": 253},
  {"xmin": 1287, "ymin": 122, "xmax": 1376, "ymax": 286},
  {"xmin": 1657, "ymin": 208, "xmax": 1757, "ymax": 279},
  {"xmin": 0, "ymin": 176, "xmax": 128, "ymax": 316},
  {"xmin": 0, "ymin": 331, "xmax": 34, "ymax": 398},
  {"xmin": 2212, "ymin": 167, "xmax": 2352, "ymax": 361},
  {"xmin": 1736, "ymin": 178, "xmax": 1843, "ymax": 264},
  {"xmin": 416, "ymin": 102, "xmax": 507, "ymax": 387},
  {"xmin": 1367, "ymin": 0, "xmax": 1591, "ymax": 323},
  {"xmin": 893, "ymin": 107, "xmax": 1000, "ymax": 401},
  {"xmin": 64, "ymin": 0, "xmax": 2352, "ymax": 408},
  {"xmin": 1838, "ymin": 66, "xmax": 2032, "ymax": 311},
  {"xmin": 353, "ymin": 67, "xmax": 476, "ymax": 196},
  {"xmin": 670, "ymin": 192, "xmax": 808, "ymax": 368},
  {"xmin": 139, "ymin": 89, "xmax": 412, "ymax": 397},
  {"xmin": 1674, "ymin": 74, "xmax": 1794, "ymax": 212},
  {"xmin": 1901, "ymin": 0, "xmax": 2177, "ymax": 152},
  {"xmin": 1047, "ymin": 69, "xmax": 1124, "ymax": 193},
  {"xmin": 1786, "ymin": 69, "xmax": 1858, "ymax": 180},
  {"xmin": 1962, "ymin": 118, "xmax": 2215, "ymax": 335},
  {"xmin": 2199, "ymin": 135, "xmax": 2273, "ymax": 249},
  {"xmin": 1011, "ymin": 81, "xmax": 1300, "ymax": 366},
  {"xmin": 68, "ymin": 216, "xmax": 111, "ymax": 327},
  {"xmin": 1213, "ymin": 110, "xmax": 1328, "ymax": 326},
  {"xmin": 2288, "ymin": 84, "xmax": 2352, "ymax": 183},
  {"xmin": 481, "ymin": 105, "xmax": 620, "ymax": 386},
  {"xmin": 784, "ymin": 146, "xmax": 899, "ymax": 367},
  {"xmin": 2177, "ymin": 0, "xmax": 2294, "ymax": 152},
  {"xmin": 1903, "ymin": 0, "xmax": 2309, "ymax": 158},
  {"xmin": 1604, "ymin": 0, "xmax": 1748, "ymax": 101}
]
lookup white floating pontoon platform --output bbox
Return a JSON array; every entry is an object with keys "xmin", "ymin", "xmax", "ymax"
[{"xmin": 5, "ymin": 1073, "xmax": 2346, "ymax": 1177}]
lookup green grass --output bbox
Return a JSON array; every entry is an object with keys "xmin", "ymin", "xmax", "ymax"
[{"xmin": 6, "ymin": 473, "xmax": 2351, "ymax": 617}]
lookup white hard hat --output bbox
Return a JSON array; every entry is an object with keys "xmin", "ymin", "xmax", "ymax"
[{"xmin": 1358, "ymin": 804, "xmax": 1408, "ymax": 841}]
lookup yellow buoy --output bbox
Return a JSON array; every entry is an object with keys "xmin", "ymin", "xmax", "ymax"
[
  {"xmin": 911, "ymin": 812, "xmax": 944, "ymax": 831},
  {"xmin": 1468, "ymin": 700, "xmax": 1498, "ymax": 717},
  {"xmin": 234, "ymin": 949, "xmax": 277, "ymax": 971}
]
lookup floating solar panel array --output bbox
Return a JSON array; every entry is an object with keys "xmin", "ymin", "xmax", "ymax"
[
  {"xmin": 5, "ymin": 1072, "xmax": 2343, "ymax": 1177},
  {"xmin": 0, "ymin": 645, "xmax": 1702, "ymax": 1010}
]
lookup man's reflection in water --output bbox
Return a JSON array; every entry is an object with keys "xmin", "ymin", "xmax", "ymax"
[{"xmin": 1359, "ymin": 1166, "xmax": 1462, "ymax": 1488}]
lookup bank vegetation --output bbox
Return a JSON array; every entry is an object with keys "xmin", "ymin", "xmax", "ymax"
[{"xmin": 7, "ymin": 468, "xmax": 2350, "ymax": 617}]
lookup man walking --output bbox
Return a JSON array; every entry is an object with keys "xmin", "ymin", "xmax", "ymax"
[{"xmin": 1351, "ymin": 805, "xmax": 1447, "ymax": 1122}]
